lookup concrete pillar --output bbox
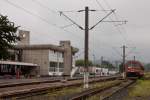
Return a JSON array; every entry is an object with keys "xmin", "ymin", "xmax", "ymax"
[{"xmin": 60, "ymin": 41, "xmax": 72, "ymax": 76}]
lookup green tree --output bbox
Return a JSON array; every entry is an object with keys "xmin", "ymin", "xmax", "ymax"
[
  {"xmin": 75, "ymin": 59, "xmax": 93, "ymax": 66},
  {"xmin": 0, "ymin": 14, "xmax": 19, "ymax": 59},
  {"xmin": 101, "ymin": 60, "xmax": 114, "ymax": 68}
]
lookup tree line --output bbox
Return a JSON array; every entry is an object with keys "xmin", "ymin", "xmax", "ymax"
[{"xmin": 75, "ymin": 59, "xmax": 115, "ymax": 69}]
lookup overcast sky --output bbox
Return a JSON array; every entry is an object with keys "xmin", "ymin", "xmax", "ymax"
[{"xmin": 0, "ymin": 0, "xmax": 150, "ymax": 63}]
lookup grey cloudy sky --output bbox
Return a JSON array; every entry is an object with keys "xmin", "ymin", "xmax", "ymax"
[{"xmin": 0, "ymin": 0, "xmax": 150, "ymax": 63}]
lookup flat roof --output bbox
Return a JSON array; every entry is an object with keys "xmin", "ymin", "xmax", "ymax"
[
  {"xmin": 14, "ymin": 44, "xmax": 79, "ymax": 53},
  {"xmin": 14, "ymin": 44, "xmax": 64, "ymax": 52},
  {"xmin": 0, "ymin": 61, "xmax": 38, "ymax": 67}
]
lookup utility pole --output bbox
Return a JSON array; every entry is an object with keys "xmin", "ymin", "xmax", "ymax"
[
  {"xmin": 60, "ymin": 7, "xmax": 126, "ymax": 88},
  {"xmin": 93, "ymin": 54, "xmax": 96, "ymax": 65},
  {"xmin": 84, "ymin": 6, "xmax": 89, "ymax": 88},
  {"xmin": 101, "ymin": 56, "xmax": 104, "ymax": 65},
  {"xmin": 122, "ymin": 45, "xmax": 126, "ymax": 79},
  {"xmin": 134, "ymin": 56, "xmax": 135, "ymax": 61}
]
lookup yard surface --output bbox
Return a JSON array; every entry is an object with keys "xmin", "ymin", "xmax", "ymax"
[
  {"xmin": 16, "ymin": 80, "xmax": 122, "ymax": 100},
  {"xmin": 126, "ymin": 72, "xmax": 150, "ymax": 100},
  {"xmin": 128, "ymin": 80, "xmax": 150, "ymax": 98}
]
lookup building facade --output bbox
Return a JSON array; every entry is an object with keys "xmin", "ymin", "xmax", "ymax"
[{"xmin": 14, "ymin": 30, "xmax": 78, "ymax": 76}]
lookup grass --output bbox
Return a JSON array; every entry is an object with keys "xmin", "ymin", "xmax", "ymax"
[
  {"xmin": 129, "ymin": 79, "xmax": 150, "ymax": 97},
  {"xmin": 45, "ymin": 80, "xmax": 122, "ymax": 99},
  {"xmin": 86, "ymin": 80, "xmax": 122, "ymax": 100},
  {"xmin": 16, "ymin": 80, "xmax": 122, "ymax": 100},
  {"xmin": 45, "ymin": 85, "xmax": 84, "ymax": 99},
  {"xmin": 128, "ymin": 71, "xmax": 150, "ymax": 98},
  {"xmin": 144, "ymin": 72, "xmax": 150, "ymax": 78}
]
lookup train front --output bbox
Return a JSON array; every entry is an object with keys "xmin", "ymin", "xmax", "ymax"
[{"xmin": 125, "ymin": 60, "xmax": 144, "ymax": 77}]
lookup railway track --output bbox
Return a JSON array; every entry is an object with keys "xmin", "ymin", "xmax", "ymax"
[
  {"xmin": 102, "ymin": 80, "xmax": 136, "ymax": 100},
  {"xmin": 0, "ymin": 76, "xmax": 116, "ymax": 88},
  {"xmin": 0, "ymin": 76, "xmax": 119, "ymax": 99},
  {"xmin": 65, "ymin": 79, "xmax": 136, "ymax": 100}
]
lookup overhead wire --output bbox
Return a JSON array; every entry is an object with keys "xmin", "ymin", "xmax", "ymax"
[
  {"xmin": 31, "ymin": 0, "xmax": 87, "ymax": 57},
  {"xmin": 59, "ymin": 12, "xmax": 84, "ymax": 30},
  {"xmin": 30, "ymin": 0, "xmax": 88, "ymax": 39},
  {"xmin": 31, "ymin": 0, "xmax": 57, "ymax": 14},
  {"xmin": 95, "ymin": 0, "xmax": 130, "ymax": 45},
  {"xmin": 3, "ymin": 0, "xmax": 61, "ymax": 29},
  {"xmin": 60, "ymin": 23, "xmax": 75, "ymax": 29},
  {"xmin": 7, "ymin": 0, "xmax": 97, "ymax": 54},
  {"xmin": 103, "ymin": 0, "xmax": 135, "ymax": 46},
  {"xmin": 2, "ymin": 0, "xmax": 84, "ymax": 40},
  {"xmin": 31, "ymin": 0, "xmax": 72, "ymax": 23},
  {"xmin": 2, "ymin": 0, "xmax": 135, "ymax": 62},
  {"xmin": 111, "ymin": 46, "xmax": 122, "ymax": 57},
  {"xmin": 31, "ymin": 0, "xmax": 82, "ymax": 29},
  {"xmin": 94, "ymin": 0, "xmax": 140, "ymax": 62},
  {"xmin": 103, "ymin": 0, "xmax": 146, "ymax": 62},
  {"xmin": 90, "ymin": 9, "xmax": 115, "ymax": 30}
]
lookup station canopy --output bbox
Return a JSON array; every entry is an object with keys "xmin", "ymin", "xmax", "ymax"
[{"xmin": 0, "ymin": 61, "xmax": 38, "ymax": 67}]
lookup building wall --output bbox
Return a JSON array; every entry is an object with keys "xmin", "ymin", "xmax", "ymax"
[
  {"xmin": 22, "ymin": 49, "xmax": 49, "ymax": 76},
  {"xmin": 17, "ymin": 30, "xmax": 78, "ymax": 76}
]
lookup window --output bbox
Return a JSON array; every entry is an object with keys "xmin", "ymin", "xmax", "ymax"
[{"xmin": 128, "ymin": 63, "xmax": 139, "ymax": 67}]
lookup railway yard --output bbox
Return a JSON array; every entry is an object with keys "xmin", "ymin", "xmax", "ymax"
[
  {"xmin": 0, "ymin": 59, "xmax": 147, "ymax": 100},
  {"xmin": 0, "ymin": 74, "xmax": 150, "ymax": 100},
  {"xmin": 0, "ymin": 0, "xmax": 150, "ymax": 99},
  {"xmin": 0, "ymin": 59, "xmax": 148, "ymax": 100},
  {"xmin": 0, "ymin": 76, "xmax": 119, "ymax": 99},
  {"xmin": 0, "ymin": 75, "xmax": 148, "ymax": 100}
]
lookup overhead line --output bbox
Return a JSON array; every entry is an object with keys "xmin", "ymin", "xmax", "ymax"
[
  {"xmin": 95, "ymin": 0, "xmax": 129, "ymax": 44},
  {"xmin": 4, "ymin": 0, "xmax": 57, "ymax": 27},
  {"xmin": 31, "ymin": 0, "xmax": 57, "ymax": 14},
  {"xmin": 90, "ymin": 9, "xmax": 115, "ymax": 30},
  {"xmin": 2, "ymin": 0, "xmax": 83, "ymax": 39},
  {"xmin": 103, "ymin": 0, "xmax": 135, "ymax": 47},
  {"xmin": 31, "ymin": 0, "xmax": 83, "ymax": 29},
  {"xmin": 60, "ymin": 23, "xmax": 75, "ymax": 29},
  {"xmin": 59, "ymin": 12, "xmax": 84, "ymax": 30},
  {"xmin": 111, "ymin": 47, "xmax": 122, "ymax": 57},
  {"xmin": 31, "ymin": 0, "xmax": 84, "ymax": 32}
]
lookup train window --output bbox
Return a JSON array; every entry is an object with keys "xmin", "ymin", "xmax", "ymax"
[{"xmin": 128, "ymin": 63, "xmax": 140, "ymax": 67}]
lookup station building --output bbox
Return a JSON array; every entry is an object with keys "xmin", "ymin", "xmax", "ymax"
[{"xmin": 0, "ymin": 30, "xmax": 78, "ymax": 77}]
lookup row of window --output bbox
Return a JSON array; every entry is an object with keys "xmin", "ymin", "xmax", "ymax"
[
  {"xmin": 49, "ymin": 62, "xmax": 64, "ymax": 67},
  {"xmin": 49, "ymin": 62, "xmax": 64, "ymax": 72},
  {"xmin": 49, "ymin": 50, "xmax": 64, "ymax": 58},
  {"xmin": 49, "ymin": 67, "xmax": 64, "ymax": 72},
  {"xmin": 127, "ymin": 63, "xmax": 140, "ymax": 67},
  {"xmin": 0, "ymin": 65, "xmax": 18, "ymax": 73}
]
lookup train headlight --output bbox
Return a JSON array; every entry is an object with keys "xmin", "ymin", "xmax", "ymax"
[{"xmin": 128, "ymin": 67, "xmax": 132, "ymax": 69}]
